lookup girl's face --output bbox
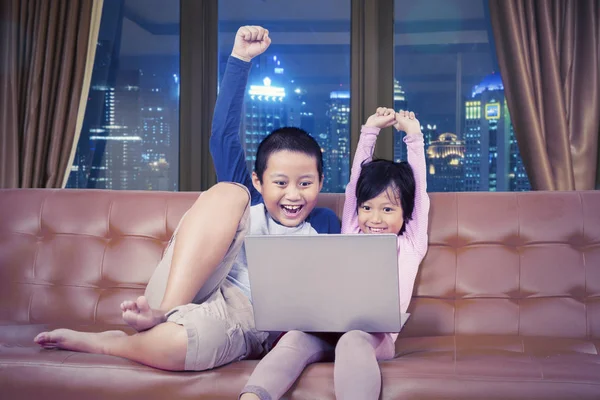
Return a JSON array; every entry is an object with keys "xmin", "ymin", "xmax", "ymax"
[{"xmin": 357, "ymin": 186, "xmax": 405, "ymax": 235}]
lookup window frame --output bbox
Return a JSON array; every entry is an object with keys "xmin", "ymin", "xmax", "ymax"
[{"xmin": 178, "ymin": 0, "xmax": 395, "ymax": 191}]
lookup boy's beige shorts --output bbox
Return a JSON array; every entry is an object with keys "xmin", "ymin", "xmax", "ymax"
[{"xmin": 144, "ymin": 183, "xmax": 268, "ymax": 371}]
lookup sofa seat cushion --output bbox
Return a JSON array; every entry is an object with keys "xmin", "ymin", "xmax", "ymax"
[
  {"xmin": 2, "ymin": 327, "xmax": 600, "ymax": 400},
  {"xmin": 385, "ymin": 335, "xmax": 600, "ymax": 399}
]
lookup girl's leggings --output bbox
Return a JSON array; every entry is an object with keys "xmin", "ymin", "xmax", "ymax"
[{"xmin": 240, "ymin": 329, "xmax": 396, "ymax": 400}]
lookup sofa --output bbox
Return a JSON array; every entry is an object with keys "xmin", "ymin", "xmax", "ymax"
[{"xmin": 1, "ymin": 188, "xmax": 600, "ymax": 399}]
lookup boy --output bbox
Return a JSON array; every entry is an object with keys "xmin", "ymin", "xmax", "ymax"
[{"xmin": 34, "ymin": 26, "xmax": 340, "ymax": 371}]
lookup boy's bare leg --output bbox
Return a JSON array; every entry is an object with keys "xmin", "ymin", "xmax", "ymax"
[
  {"xmin": 120, "ymin": 182, "xmax": 250, "ymax": 331},
  {"xmin": 34, "ymin": 322, "xmax": 187, "ymax": 371},
  {"xmin": 120, "ymin": 25, "xmax": 272, "ymax": 331}
]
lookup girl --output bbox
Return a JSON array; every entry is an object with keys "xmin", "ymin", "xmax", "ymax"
[{"xmin": 240, "ymin": 108, "xmax": 430, "ymax": 400}]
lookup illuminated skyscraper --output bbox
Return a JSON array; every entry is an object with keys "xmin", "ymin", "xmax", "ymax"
[
  {"xmin": 508, "ymin": 122, "xmax": 530, "ymax": 191},
  {"xmin": 464, "ymin": 98, "xmax": 483, "ymax": 191},
  {"xmin": 67, "ymin": 31, "xmax": 180, "ymax": 191},
  {"xmin": 87, "ymin": 70, "xmax": 143, "ymax": 189},
  {"xmin": 393, "ymin": 79, "xmax": 408, "ymax": 162},
  {"xmin": 139, "ymin": 72, "xmax": 179, "ymax": 191},
  {"xmin": 464, "ymin": 73, "xmax": 530, "ymax": 191},
  {"xmin": 241, "ymin": 76, "xmax": 302, "ymax": 172},
  {"xmin": 325, "ymin": 91, "xmax": 351, "ymax": 192},
  {"xmin": 88, "ymin": 135, "xmax": 143, "ymax": 189},
  {"xmin": 422, "ymin": 123, "xmax": 437, "ymax": 147},
  {"xmin": 238, "ymin": 53, "xmax": 308, "ymax": 173}
]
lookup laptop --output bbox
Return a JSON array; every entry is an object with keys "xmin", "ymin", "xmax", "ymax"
[{"xmin": 244, "ymin": 234, "xmax": 410, "ymax": 333}]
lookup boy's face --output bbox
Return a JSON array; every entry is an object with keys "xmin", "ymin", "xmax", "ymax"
[
  {"xmin": 252, "ymin": 150, "xmax": 323, "ymax": 227},
  {"xmin": 357, "ymin": 187, "xmax": 405, "ymax": 235}
]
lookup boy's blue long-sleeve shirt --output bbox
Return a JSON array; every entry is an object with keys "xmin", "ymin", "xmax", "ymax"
[
  {"xmin": 209, "ymin": 56, "xmax": 341, "ymax": 235},
  {"xmin": 209, "ymin": 56, "xmax": 341, "ymax": 299}
]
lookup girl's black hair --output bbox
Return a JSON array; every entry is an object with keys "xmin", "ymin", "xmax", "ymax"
[{"xmin": 355, "ymin": 159, "xmax": 416, "ymax": 235}]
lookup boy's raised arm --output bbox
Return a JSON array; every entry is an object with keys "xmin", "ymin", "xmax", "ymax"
[{"xmin": 209, "ymin": 26, "xmax": 271, "ymax": 205}]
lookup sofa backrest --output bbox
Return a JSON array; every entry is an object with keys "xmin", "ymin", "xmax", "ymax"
[
  {"xmin": 1, "ymin": 189, "xmax": 599, "ymax": 339},
  {"xmin": 318, "ymin": 192, "xmax": 600, "ymax": 339},
  {"xmin": 0, "ymin": 189, "xmax": 198, "ymax": 329}
]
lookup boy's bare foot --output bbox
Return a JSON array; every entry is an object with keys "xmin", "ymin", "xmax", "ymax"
[
  {"xmin": 120, "ymin": 296, "xmax": 166, "ymax": 332},
  {"xmin": 34, "ymin": 329, "xmax": 126, "ymax": 354}
]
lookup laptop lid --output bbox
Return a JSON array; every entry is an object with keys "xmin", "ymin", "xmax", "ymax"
[{"xmin": 245, "ymin": 234, "xmax": 403, "ymax": 333}]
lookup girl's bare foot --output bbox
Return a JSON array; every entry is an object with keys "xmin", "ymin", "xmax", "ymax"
[
  {"xmin": 34, "ymin": 329, "xmax": 126, "ymax": 354},
  {"xmin": 120, "ymin": 296, "xmax": 166, "ymax": 331}
]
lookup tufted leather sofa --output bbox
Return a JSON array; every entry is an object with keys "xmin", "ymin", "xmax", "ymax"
[{"xmin": 1, "ymin": 189, "xmax": 600, "ymax": 399}]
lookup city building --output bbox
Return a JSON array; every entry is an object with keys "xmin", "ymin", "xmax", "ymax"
[
  {"xmin": 238, "ymin": 53, "xmax": 352, "ymax": 193},
  {"xmin": 508, "ymin": 122, "xmax": 530, "ymax": 191},
  {"xmin": 240, "ymin": 55, "xmax": 304, "ymax": 173},
  {"xmin": 463, "ymin": 73, "xmax": 530, "ymax": 191},
  {"xmin": 422, "ymin": 123, "xmax": 438, "ymax": 147},
  {"xmin": 84, "ymin": 70, "xmax": 143, "ymax": 189},
  {"xmin": 138, "ymin": 72, "xmax": 179, "ymax": 191},
  {"xmin": 68, "ymin": 39, "xmax": 179, "ymax": 191},
  {"xmin": 325, "ymin": 91, "xmax": 351, "ymax": 192},
  {"xmin": 393, "ymin": 79, "xmax": 408, "ymax": 162},
  {"xmin": 88, "ymin": 135, "xmax": 143, "ymax": 189},
  {"xmin": 242, "ymin": 76, "xmax": 299, "ymax": 171},
  {"xmin": 427, "ymin": 133, "xmax": 465, "ymax": 192}
]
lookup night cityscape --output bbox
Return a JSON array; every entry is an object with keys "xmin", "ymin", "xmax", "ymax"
[{"xmin": 67, "ymin": 0, "xmax": 530, "ymax": 193}]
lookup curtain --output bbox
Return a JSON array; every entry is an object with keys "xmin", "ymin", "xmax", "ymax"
[
  {"xmin": 0, "ymin": 0, "xmax": 99, "ymax": 188},
  {"xmin": 489, "ymin": 0, "xmax": 600, "ymax": 190}
]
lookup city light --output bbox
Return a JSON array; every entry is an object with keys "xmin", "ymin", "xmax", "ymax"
[
  {"xmin": 71, "ymin": 30, "xmax": 529, "ymax": 194},
  {"xmin": 330, "ymin": 91, "xmax": 350, "ymax": 99},
  {"xmin": 472, "ymin": 73, "xmax": 504, "ymax": 98},
  {"xmin": 394, "ymin": 80, "xmax": 406, "ymax": 102},
  {"xmin": 485, "ymin": 103, "xmax": 501, "ymax": 120},
  {"xmin": 248, "ymin": 78, "xmax": 286, "ymax": 99},
  {"xmin": 90, "ymin": 136, "xmax": 142, "ymax": 141},
  {"xmin": 103, "ymin": 125, "xmax": 128, "ymax": 129}
]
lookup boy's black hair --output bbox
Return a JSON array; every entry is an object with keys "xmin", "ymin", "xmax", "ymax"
[
  {"xmin": 254, "ymin": 127, "xmax": 323, "ymax": 182},
  {"xmin": 356, "ymin": 159, "xmax": 416, "ymax": 235}
]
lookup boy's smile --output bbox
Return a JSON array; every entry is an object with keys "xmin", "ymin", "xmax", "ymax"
[{"xmin": 252, "ymin": 150, "xmax": 323, "ymax": 227}]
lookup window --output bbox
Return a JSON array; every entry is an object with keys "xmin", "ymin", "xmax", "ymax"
[
  {"xmin": 67, "ymin": 0, "xmax": 180, "ymax": 191},
  {"xmin": 64, "ymin": 0, "xmax": 531, "ymax": 194},
  {"xmin": 393, "ymin": 0, "xmax": 530, "ymax": 192},
  {"xmin": 218, "ymin": 1, "xmax": 351, "ymax": 193}
]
